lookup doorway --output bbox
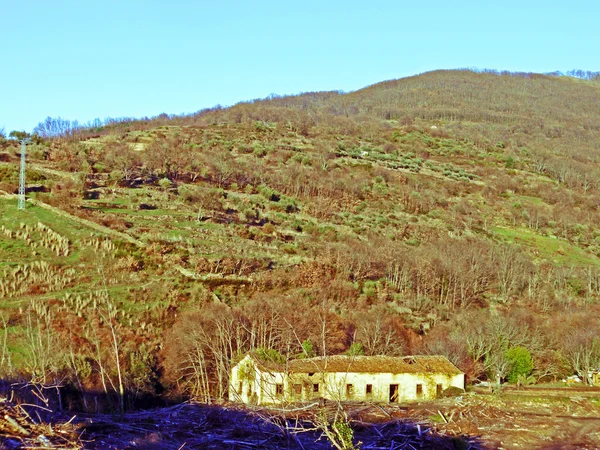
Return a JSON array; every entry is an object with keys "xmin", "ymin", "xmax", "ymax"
[{"xmin": 389, "ymin": 384, "xmax": 399, "ymax": 402}]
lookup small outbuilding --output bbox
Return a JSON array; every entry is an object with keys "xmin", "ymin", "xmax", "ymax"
[{"xmin": 229, "ymin": 354, "xmax": 465, "ymax": 405}]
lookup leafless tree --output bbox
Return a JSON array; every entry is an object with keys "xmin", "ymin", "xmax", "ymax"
[{"xmin": 562, "ymin": 326, "xmax": 600, "ymax": 385}]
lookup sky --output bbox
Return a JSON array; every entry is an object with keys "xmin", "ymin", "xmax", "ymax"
[{"xmin": 1, "ymin": 0, "xmax": 598, "ymax": 133}]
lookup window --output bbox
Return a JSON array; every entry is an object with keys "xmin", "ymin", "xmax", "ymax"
[
  {"xmin": 416, "ymin": 384, "xmax": 423, "ymax": 397},
  {"xmin": 346, "ymin": 384, "xmax": 354, "ymax": 397},
  {"xmin": 276, "ymin": 384, "xmax": 283, "ymax": 396},
  {"xmin": 366, "ymin": 384, "xmax": 373, "ymax": 396},
  {"xmin": 436, "ymin": 384, "xmax": 443, "ymax": 397},
  {"xmin": 238, "ymin": 382, "xmax": 243, "ymax": 394},
  {"xmin": 293, "ymin": 384, "xmax": 302, "ymax": 395},
  {"xmin": 313, "ymin": 383, "xmax": 320, "ymax": 393}
]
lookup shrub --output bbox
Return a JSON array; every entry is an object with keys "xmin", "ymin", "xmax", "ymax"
[
  {"xmin": 299, "ymin": 340, "xmax": 316, "ymax": 358},
  {"xmin": 179, "ymin": 185, "xmax": 201, "ymax": 203},
  {"xmin": 258, "ymin": 184, "xmax": 281, "ymax": 202},
  {"xmin": 109, "ymin": 169, "xmax": 123, "ymax": 183},
  {"xmin": 252, "ymin": 143, "xmax": 267, "ymax": 157},
  {"xmin": 345, "ymin": 343, "xmax": 364, "ymax": 356},
  {"xmin": 158, "ymin": 178, "xmax": 172, "ymax": 189},
  {"xmin": 262, "ymin": 222, "xmax": 275, "ymax": 234}
]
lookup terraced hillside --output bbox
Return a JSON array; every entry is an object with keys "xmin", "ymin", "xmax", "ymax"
[{"xmin": 1, "ymin": 70, "xmax": 600, "ymax": 411}]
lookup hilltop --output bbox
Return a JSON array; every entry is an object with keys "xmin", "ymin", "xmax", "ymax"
[{"xmin": 1, "ymin": 69, "xmax": 600, "ymax": 420}]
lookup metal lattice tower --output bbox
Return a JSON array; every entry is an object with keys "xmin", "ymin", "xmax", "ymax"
[{"xmin": 18, "ymin": 139, "xmax": 30, "ymax": 210}]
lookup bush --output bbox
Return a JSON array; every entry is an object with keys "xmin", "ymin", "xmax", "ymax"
[
  {"xmin": 158, "ymin": 178, "xmax": 172, "ymax": 189},
  {"xmin": 178, "ymin": 185, "xmax": 201, "ymax": 203},
  {"xmin": 258, "ymin": 184, "xmax": 281, "ymax": 202},
  {"xmin": 109, "ymin": 170, "xmax": 123, "ymax": 184},
  {"xmin": 299, "ymin": 340, "xmax": 316, "ymax": 358},
  {"xmin": 345, "ymin": 343, "xmax": 364, "ymax": 356}
]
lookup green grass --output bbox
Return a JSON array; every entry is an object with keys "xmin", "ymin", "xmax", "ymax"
[
  {"xmin": 513, "ymin": 195, "xmax": 546, "ymax": 205},
  {"xmin": 0, "ymin": 203, "xmax": 103, "ymax": 267},
  {"xmin": 492, "ymin": 226, "xmax": 600, "ymax": 266},
  {"xmin": 0, "ymin": 199, "xmax": 103, "ymax": 242},
  {"xmin": 0, "ymin": 197, "xmax": 152, "ymax": 305},
  {"xmin": 3, "ymin": 326, "xmax": 31, "ymax": 369}
]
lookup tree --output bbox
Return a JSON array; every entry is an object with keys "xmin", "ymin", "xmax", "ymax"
[
  {"xmin": 460, "ymin": 310, "xmax": 539, "ymax": 382},
  {"xmin": 493, "ymin": 244, "xmax": 534, "ymax": 302},
  {"xmin": 9, "ymin": 130, "xmax": 31, "ymax": 140},
  {"xmin": 505, "ymin": 346, "xmax": 534, "ymax": 383},
  {"xmin": 423, "ymin": 324, "xmax": 472, "ymax": 376},
  {"xmin": 562, "ymin": 327, "xmax": 600, "ymax": 385},
  {"xmin": 204, "ymin": 149, "xmax": 236, "ymax": 188},
  {"xmin": 351, "ymin": 305, "xmax": 407, "ymax": 356},
  {"xmin": 33, "ymin": 116, "xmax": 78, "ymax": 139},
  {"xmin": 104, "ymin": 142, "xmax": 142, "ymax": 180},
  {"xmin": 255, "ymin": 347, "xmax": 285, "ymax": 363},
  {"xmin": 162, "ymin": 303, "xmax": 249, "ymax": 401},
  {"xmin": 486, "ymin": 351, "xmax": 512, "ymax": 387}
]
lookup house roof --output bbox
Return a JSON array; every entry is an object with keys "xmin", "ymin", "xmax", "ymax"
[{"xmin": 245, "ymin": 354, "xmax": 463, "ymax": 376}]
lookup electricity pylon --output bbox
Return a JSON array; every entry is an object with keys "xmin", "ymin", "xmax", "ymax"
[{"xmin": 18, "ymin": 138, "xmax": 30, "ymax": 210}]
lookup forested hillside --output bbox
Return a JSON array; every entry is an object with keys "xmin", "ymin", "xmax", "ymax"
[{"xmin": 1, "ymin": 69, "xmax": 600, "ymax": 409}]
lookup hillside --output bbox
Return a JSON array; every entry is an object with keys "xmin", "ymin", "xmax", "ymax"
[{"xmin": 1, "ymin": 69, "xmax": 600, "ymax": 416}]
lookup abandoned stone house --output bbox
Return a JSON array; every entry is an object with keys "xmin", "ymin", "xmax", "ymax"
[{"xmin": 229, "ymin": 354, "xmax": 465, "ymax": 405}]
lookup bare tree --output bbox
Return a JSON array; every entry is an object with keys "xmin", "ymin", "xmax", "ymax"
[
  {"xmin": 352, "ymin": 305, "xmax": 407, "ymax": 356},
  {"xmin": 562, "ymin": 327, "xmax": 600, "ymax": 385},
  {"xmin": 461, "ymin": 310, "xmax": 538, "ymax": 382},
  {"xmin": 33, "ymin": 116, "xmax": 79, "ymax": 139},
  {"xmin": 493, "ymin": 244, "xmax": 533, "ymax": 302}
]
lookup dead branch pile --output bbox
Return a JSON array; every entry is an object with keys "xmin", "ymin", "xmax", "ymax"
[
  {"xmin": 68, "ymin": 401, "xmax": 487, "ymax": 449},
  {"xmin": 408, "ymin": 397, "xmax": 497, "ymax": 437},
  {"xmin": 1, "ymin": 397, "xmax": 489, "ymax": 449},
  {"xmin": 252, "ymin": 402, "xmax": 487, "ymax": 450},
  {"xmin": 75, "ymin": 402, "xmax": 302, "ymax": 449},
  {"xmin": 0, "ymin": 396, "xmax": 81, "ymax": 449}
]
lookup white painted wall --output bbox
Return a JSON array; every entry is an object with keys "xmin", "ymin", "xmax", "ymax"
[
  {"xmin": 230, "ymin": 356, "xmax": 465, "ymax": 406},
  {"xmin": 286, "ymin": 371, "xmax": 464, "ymax": 404}
]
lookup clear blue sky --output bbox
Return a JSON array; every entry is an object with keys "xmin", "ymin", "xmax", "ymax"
[{"xmin": 1, "ymin": 0, "xmax": 598, "ymax": 133}]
